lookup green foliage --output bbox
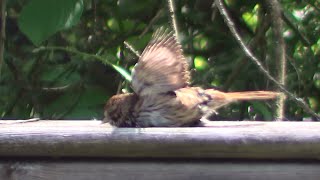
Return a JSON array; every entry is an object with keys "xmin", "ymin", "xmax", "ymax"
[
  {"xmin": 249, "ymin": 102, "xmax": 273, "ymax": 121},
  {"xmin": 18, "ymin": 0, "xmax": 83, "ymax": 45},
  {"xmin": 194, "ymin": 56, "xmax": 209, "ymax": 71},
  {"xmin": 111, "ymin": 65, "xmax": 132, "ymax": 82},
  {"xmin": 43, "ymin": 85, "xmax": 108, "ymax": 119},
  {"xmin": 1, "ymin": 0, "xmax": 319, "ymax": 120},
  {"xmin": 241, "ymin": 4, "xmax": 259, "ymax": 32}
]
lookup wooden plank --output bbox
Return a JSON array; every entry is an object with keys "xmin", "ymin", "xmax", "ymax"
[
  {"xmin": 0, "ymin": 121, "xmax": 320, "ymax": 159},
  {"xmin": 0, "ymin": 160, "xmax": 320, "ymax": 180}
]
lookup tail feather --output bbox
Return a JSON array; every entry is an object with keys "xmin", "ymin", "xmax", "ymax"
[
  {"xmin": 204, "ymin": 90, "xmax": 280, "ymax": 110},
  {"xmin": 221, "ymin": 91, "xmax": 280, "ymax": 100}
]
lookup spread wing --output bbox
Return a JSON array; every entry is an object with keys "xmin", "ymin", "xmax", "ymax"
[{"xmin": 131, "ymin": 28, "xmax": 190, "ymax": 96}]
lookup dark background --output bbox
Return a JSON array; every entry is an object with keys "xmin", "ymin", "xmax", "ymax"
[{"xmin": 0, "ymin": 0, "xmax": 319, "ymax": 121}]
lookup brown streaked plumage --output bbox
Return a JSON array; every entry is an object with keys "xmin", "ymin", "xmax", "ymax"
[
  {"xmin": 131, "ymin": 29, "xmax": 190, "ymax": 96},
  {"xmin": 104, "ymin": 28, "xmax": 279, "ymax": 127}
]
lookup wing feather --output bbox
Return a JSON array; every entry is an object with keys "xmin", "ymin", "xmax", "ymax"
[{"xmin": 131, "ymin": 28, "xmax": 190, "ymax": 96}]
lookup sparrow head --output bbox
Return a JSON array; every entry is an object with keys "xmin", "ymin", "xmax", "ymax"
[{"xmin": 103, "ymin": 93, "xmax": 138, "ymax": 127}]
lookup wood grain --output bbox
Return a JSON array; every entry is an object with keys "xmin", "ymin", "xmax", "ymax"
[
  {"xmin": 1, "ymin": 160, "xmax": 320, "ymax": 180},
  {"xmin": 0, "ymin": 120, "xmax": 319, "ymax": 159}
]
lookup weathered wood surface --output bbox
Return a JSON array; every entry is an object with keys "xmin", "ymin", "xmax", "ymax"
[
  {"xmin": 1, "ymin": 160, "xmax": 320, "ymax": 180},
  {"xmin": 0, "ymin": 120, "xmax": 320, "ymax": 159}
]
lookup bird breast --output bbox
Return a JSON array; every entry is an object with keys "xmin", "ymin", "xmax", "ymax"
[{"xmin": 133, "ymin": 88, "xmax": 204, "ymax": 127}]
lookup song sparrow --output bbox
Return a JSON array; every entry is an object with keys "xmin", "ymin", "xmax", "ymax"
[{"xmin": 104, "ymin": 28, "xmax": 279, "ymax": 127}]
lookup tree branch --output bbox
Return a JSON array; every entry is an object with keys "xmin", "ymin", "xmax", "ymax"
[
  {"xmin": 214, "ymin": 0, "xmax": 320, "ymax": 120},
  {"xmin": 223, "ymin": 12, "xmax": 271, "ymax": 90},
  {"xmin": 264, "ymin": 0, "xmax": 287, "ymax": 121},
  {"xmin": 168, "ymin": 0, "xmax": 179, "ymax": 38}
]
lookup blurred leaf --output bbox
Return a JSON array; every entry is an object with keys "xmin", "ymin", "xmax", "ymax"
[
  {"xmin": 250, "ymin": 102, "xmax": 273, "ymax": 120},
  {"xmin": 112, "ymin": 64, "xmax": 132, "ymax": 82},
  {"xmin": 314, "ymin": 80, "xmax": 320, "ymax": 90},
  {"xmin": 42, "ymin": 84, "xmax": 108, "ymax": 119},
  {"xmin": 241, "ymin": 4, "xmax": 259, "ymax": 32},
  {"xmin": 210, "ymin": 79, "xmax": 221, "ymax": 87},
  {"xmin": 314, "ymin": 72, "xmax": 320, "ymax": 89},
  {"xmin": 122, "ymin": 19, "xmax": 136, "ymax": 31},
  {"xmin": 64, "ymin": 86, "xmax": 109, "ymax": 119},
  {"xmin": 41, "ymin": 66, "xmax": 66, "ymax": 82},
  {"xmin": 42, "ymin": 90, "xmax": 79, "ymax": 119},
  {"xmin": 18, "ymin": 0, "xmax": 84, "ymax": 46},
  {"xmin": 126, "ymin": 33, "xmax": 152, "ymax": 50},
  {"xmin": 193, "ymin": 35, "xmax": 209, "ymax": 51},
  {"xmin": 117, "ymin": 0, "xmax": 156, "ymax": 18},
  {"xmin": 194, "ymin": 56, "xmax": 209, "ymax": 71},
  {"xmin": 41, "ymin": 65, "xmax": 81, "ymax": 86},
  {"xmin": 21, "ymin": 58, "xmax": 37, "ymax": 74},
  {"xmin": 311, "ymin": 39, "xmax": 320, "ymax": 55},
  {"xmin": 308, "ymin": 97, "xmax": 319, "ymax": 111},
  {"xmin": 106, "ymin": 18, "xmax": 120, "ymax": 32}
]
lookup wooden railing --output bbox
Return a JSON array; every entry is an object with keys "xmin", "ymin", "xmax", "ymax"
[{"xmin": 0, "ymin": 120, "xmax": 319, "ymax": 179}]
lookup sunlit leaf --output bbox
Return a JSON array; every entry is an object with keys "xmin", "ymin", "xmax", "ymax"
[
  {"xmin": 112, "ymin": 64, "xmax": 132, "ymax": 82},
  {"xmin": 241, "ymin": 4, "xmax": 259, "ymax": 32},
  {"xmin": 194, "ymin": 56, "xmax": 209, "ymax": 71}
]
